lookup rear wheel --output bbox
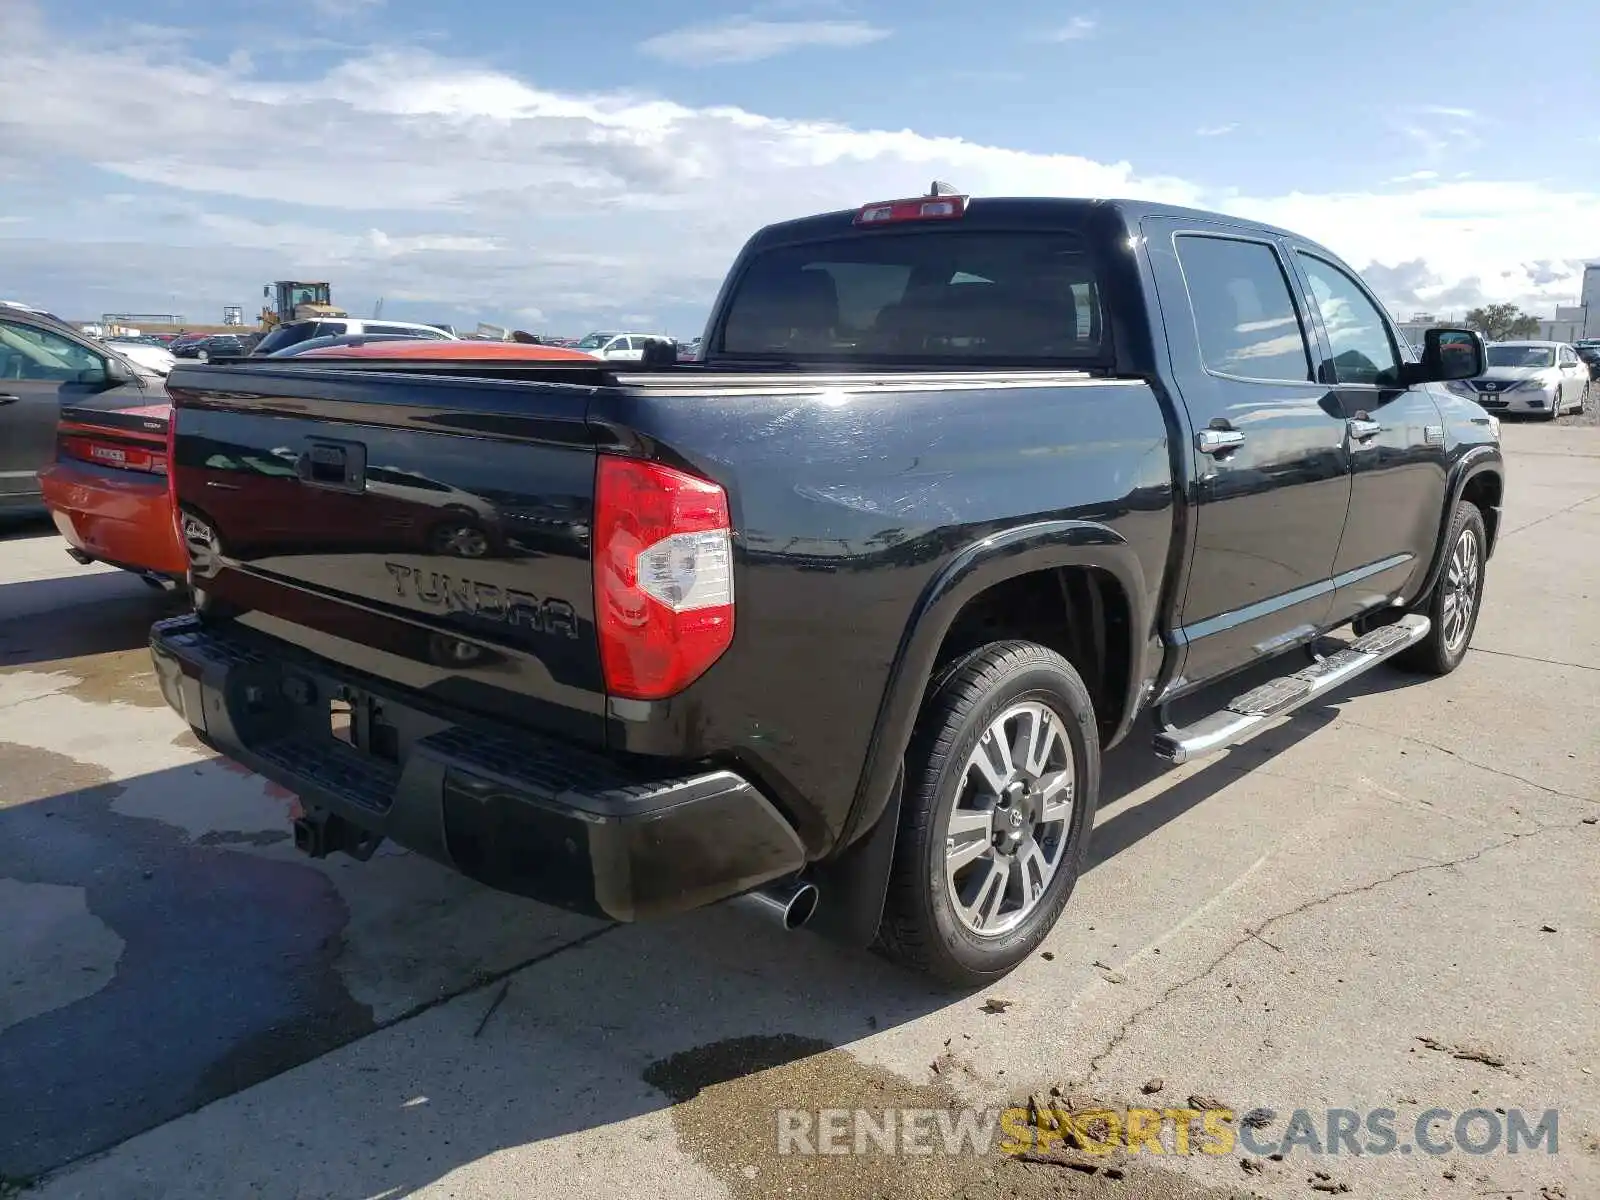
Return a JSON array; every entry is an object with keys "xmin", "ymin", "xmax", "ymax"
[
  {"xmin": 877, "ymin": 641, "xmax": 1099, "ymax": 987},
  {"xmin": 1395, "ymin": 501, "xmax": 1487, "ymax": 676}
]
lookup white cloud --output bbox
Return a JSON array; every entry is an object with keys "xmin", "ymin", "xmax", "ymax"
[
  {"xmin": 1039, "ymin": 16, "xmax": 1097, "ymax": 41},
  {"xmin": 1196, "ymin": 123, "xmax": 1238, "ymax": 137},
  {"xmin": 1391, "ymin": 105, "xmax": 1484, "ymax": 163},
  {"xmin": 639, "ymin": 16, "xmax": 889, "ymax": 65},
  {"xmin": 1, "ymin": 3, "xmax": 1597, "ymax": 330}
]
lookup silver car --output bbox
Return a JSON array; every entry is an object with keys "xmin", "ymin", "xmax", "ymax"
[{"xmin": 1448, "ymin": 340, "xmax": 1591, "ymax": 419}]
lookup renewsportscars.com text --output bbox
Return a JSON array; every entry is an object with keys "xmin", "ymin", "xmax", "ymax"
[{"xmin": 776, "ymin": 1106, "xmax": 1560, "ymax": 1158}]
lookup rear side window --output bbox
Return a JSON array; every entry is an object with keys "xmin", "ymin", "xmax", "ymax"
[
  {"xmin": 717, "ymin": 231, "xmax": 1105, "ymax": 364},
  {"xmin": 1175, "ymin": 236, "xmax": 1311, "ymax": 382},
  {"xmin": 368, "ymin": 324, "xmax": 442, "ymax": 338}
]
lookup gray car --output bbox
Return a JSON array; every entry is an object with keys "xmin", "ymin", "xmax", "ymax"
[{"xmin": 0, "ymin": 309, "xmax": 156, "ymax": 515}]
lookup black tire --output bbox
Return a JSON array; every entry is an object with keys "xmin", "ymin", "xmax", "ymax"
[
  {"xmin": 876, "ymin": 640, "xmax": 1100, "ymax": 987},
  {"xmin": 1395, "ymin": 501, "xmax": 1488, "ymax": 676},
  {"xmin": 1544, "ymin": 390, "xmax": 1561, "ymax": 421}
]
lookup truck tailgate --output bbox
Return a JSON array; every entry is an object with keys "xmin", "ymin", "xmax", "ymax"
[{"xmin": 166, "ymin": 365, "xmax": 607, "ymax": 743}]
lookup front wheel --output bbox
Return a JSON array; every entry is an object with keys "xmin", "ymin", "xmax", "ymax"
[
  {"xmin": 1395, "ymin": 501, "xmax": 1488, "ymax": 676},
  {"xmin": 1544, "ymin": 390, "xmax": 1561, "ymax": 420},
  {"xmin": 876, "ymin": 641, "xmax": 1099, "ymax": 987}
]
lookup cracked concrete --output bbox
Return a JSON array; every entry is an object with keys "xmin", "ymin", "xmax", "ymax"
[
  {"xmin": 8, "ymin": 424, "xmax": 1599, "ymax": 1199},
  {"xmin": 1081, "ymin": 819, "xmax": 1587, "ymax": 1089}
]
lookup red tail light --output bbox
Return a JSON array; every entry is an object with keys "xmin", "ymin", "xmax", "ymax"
[
  {"xmin": 594, "ymin": 457, "xmax": 734, "ymax": 700},
  {"xmin": 854, "ymin": 194, "xmax": 969, "ymax": 226}
]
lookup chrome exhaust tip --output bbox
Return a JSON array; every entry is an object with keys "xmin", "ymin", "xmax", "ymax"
[{"xmin": 732, "ymin": 879, "xmax": 819, "ymax": 931}]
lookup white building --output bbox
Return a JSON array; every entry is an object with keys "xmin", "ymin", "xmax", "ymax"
[{"xmin": 1536, "ymin": 264, "xmax": 1600, "ymax": 342}]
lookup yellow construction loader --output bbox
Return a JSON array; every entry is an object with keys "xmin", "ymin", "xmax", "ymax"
[{"xmin": 259, "ymin": 282, "xmax": 349, "ymax": 330}]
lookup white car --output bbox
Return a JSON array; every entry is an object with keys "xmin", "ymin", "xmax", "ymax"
[
  {"xmin": 572, "ymin": 331, "xmax": 675, "ymax": 363},
  {"xmin": 103, "ymin": 339, "xmax": 178, "ymax": 377},
  {"xmin": 1450, "ymin": 341, "xmax": 1591, "ymax": 419},
  {"xmin": 253, "ymin": 318, "xmax": 457, "ymax": 357}
]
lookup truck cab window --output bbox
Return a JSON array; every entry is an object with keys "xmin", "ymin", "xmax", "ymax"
[
  {"xmin": 1174, "ymin": 236, "xmax": 1312, "ymax": 382},
  {"xmin": 1295, "ymin": 254, "xmax": 1401, "ymax": 387}
]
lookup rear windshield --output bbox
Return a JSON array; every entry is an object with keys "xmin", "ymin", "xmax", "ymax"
[
  {"xmin": 253, "ymin": 322, "xmax": 323, "ymax": 356},
  {"xmin": 716, "ymin": 231, "xmax": 1105, "ymax": 365}
]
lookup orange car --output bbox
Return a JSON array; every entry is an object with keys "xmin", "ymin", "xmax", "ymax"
[
  {"xmin": 41, "ymin": 340, "xmax": 600, "ymax": 586},
  {"xmin": 41, "ymin": 395, "xmax": 184, "ymax": 586}
]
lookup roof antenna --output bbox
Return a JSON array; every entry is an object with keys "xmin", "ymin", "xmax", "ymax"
[{"xmin": 928, "ymin": 180, "xmax": 959, "ymax": 197}]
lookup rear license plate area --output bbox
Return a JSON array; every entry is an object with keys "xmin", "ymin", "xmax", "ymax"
[{"xmin": 328, "ymin": 690, "xmax": 400, "ymax": 764}]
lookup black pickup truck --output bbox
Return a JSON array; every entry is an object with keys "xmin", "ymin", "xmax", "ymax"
[{"xmin": 151, "ymin": 193, "xmax": 1504, "ymax": 985}]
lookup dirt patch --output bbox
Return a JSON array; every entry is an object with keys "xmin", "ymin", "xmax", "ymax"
[
  {"xmin": 644, "ymin": 1036, "xmax": 1264, "ymax": 1200},
  {"xmin": 1415, "ymin": 1035, "xmax": 1510, "ymax": 1071},
  {"xmin": 57, "ymin": 647, "xmax": 168, "ymax": 708},
  {"xmin": 0, "ymin": 740, "xmax": 113, "ymax": 808}
]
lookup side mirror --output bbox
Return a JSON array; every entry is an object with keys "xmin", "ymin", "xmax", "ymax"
[
  {"xmin": 89, "ymin": 356, "xmax": 132, "ymax": 390},
  {"xmin": 1406, "ymin": 327, "xmax": 1485, "ymax": 384}
]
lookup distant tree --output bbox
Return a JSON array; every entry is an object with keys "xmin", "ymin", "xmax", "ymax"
[{"xmin": 1464, "ymin": 303, "xmax": 1541, "ymax": 341}]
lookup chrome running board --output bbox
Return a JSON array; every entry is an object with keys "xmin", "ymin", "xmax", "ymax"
[{"xmin": 1154, "ymin": 614, "xmax": 1431, "ymax": 765}]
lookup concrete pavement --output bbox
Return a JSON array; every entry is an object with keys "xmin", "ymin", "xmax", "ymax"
[{"xmin": 1, "ymin": 423, "xmax": 1596, "ymax": 1199}]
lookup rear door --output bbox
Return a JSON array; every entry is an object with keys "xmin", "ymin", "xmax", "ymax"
[
  {"xmin": 1286, "ymin": 248, "xmax": 1448, "ymax": 621},
  {"xmin": 0, "ymin": 318, "xmax": 114, "ymax": 504},
  {"xmin": 1144, "ymin": 218, "xmax": 1353, "ymax": 686}
]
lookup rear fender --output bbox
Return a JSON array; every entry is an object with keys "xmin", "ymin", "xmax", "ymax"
[{"xmin": 808, "ymin": 520, "xmax": 1150, "ymax": 946}]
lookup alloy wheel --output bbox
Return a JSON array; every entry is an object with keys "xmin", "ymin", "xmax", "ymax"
[
  {"xmin": 943, "ymin": 700, "xmax": 1076, "ymax": 936},
  {"xmin": 1440, "ymin": 526, "xmax": 1481, "ymax": 654}
]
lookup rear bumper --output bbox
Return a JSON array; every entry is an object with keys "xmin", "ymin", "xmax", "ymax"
[
  {"xmin": 41, "ymin": 461, "xmax": 186, "ymax": 576},
  {"xmin": 149, "ymin": 615, "xmax": 806, "ymax": 921}
]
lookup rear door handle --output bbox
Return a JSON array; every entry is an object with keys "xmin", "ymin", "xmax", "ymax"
[
  {"xmin": 1196, "ymin": 428, "xmax": 1246, "ymax": 455},
  {"xmin": 1348, "ymin": 417, "xmax": 1384, "ymax": 442}
]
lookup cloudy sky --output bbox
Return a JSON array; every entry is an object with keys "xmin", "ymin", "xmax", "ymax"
[{"xmin": 2, "ymin": 0, "xmax": 1598, "ymax": 336}]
